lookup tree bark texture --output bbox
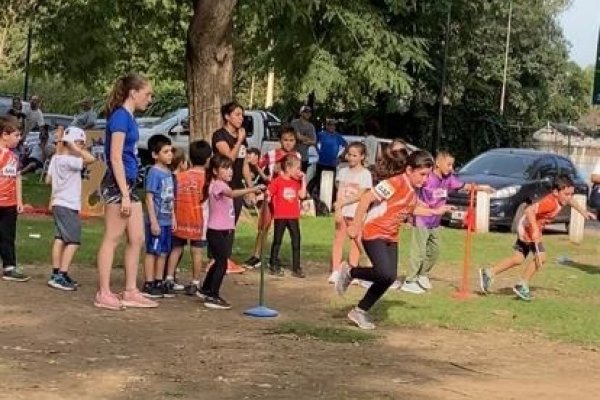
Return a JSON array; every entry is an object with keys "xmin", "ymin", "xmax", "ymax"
[{"xmin": 186, "ymin": 0, "xmax": 237, "ymax": 141}]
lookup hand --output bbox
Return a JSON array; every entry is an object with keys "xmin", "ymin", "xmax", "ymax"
[
  {"xmin": 237, "ymin": 127, "xmax": 247, "ymax": 143},
  {"xmin": 55, "ymin": 126, "xmax": 64, "ymax": 141},
  {"xmin": 435, "ymin": 205, "xmax": 455, "ymax": 215},
  {"xmin": 347, "ymin": 224, "xmax": 360, "ymax": 239},
  {"xmin": 16, "ymin": 202, "xmax": 24, "ymax": 214},
  {"xmin": 586, "ymin": 211, "xmax": 597, "ymax": 220},
  {"xmin": 151, "ymin": 221, "xmax": 160, "ymax": 236},
  {"xmin": 254, "ymin": 184, "xmax": 266, "ymax": 193},
  {"xmin": 171, "ymin": 219, "xmax": 177, "ymax": 232},
  {"xmin": 120, "ymin": 196, "xmax": 131, "ymax": 218}
]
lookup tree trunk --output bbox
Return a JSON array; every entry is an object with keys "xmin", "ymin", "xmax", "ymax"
[{"xmin": 186, "ymin": 0, "xmax": 237, "ymax": 141}]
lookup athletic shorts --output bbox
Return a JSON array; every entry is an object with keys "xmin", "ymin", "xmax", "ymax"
[
  {"xmin": 171, "ymin": 235, "xmax": 207, "ymax": 249},
  {"xmin": 25, "ymin": 158, "xmax": 44, "ymax": 170},
  {"xmin": 513, "ymin": 239, "xmax": 545, "ymax": 257},
  {"xmin": 100, "ymin": 169, "xmax": 140, "ymax": 204},
  {"xmin": 53, "ymin": 206, "xmax": 81, "ymax": 245},
  {"xmin": 145, "ymin": 224, "xmax": 172, "ymax": 256}
]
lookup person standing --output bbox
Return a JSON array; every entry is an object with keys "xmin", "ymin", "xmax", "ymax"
[
  {"xmin": 363, "ymin": 119, "xmax": 381, "ymax": 168},
  {"xmin": 71, "ymin": 98, "xmax": 98, "ymax": 130},
  {"xmin": 25, "ymin": 96, "xmax": 45, "ymax": 134},
  {"xmin": 95, "ymin": 73, "xmax": 157, "ymax": 310},
  {"xmin": 291, "ymin": 105, "xmax": 316, "ymax": 172},
  {"xmin": 315, "ymin": 119, "xmax": 347, "ymax": 205}
]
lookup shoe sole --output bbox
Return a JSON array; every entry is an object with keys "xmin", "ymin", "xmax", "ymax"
[
  {"xmin": 162, "ymin": 293, "xmax": 176, "ymax": 298},
  {"xmin": 512, "ymin": 287, "xmax": 532, "ymax": 301},
  {"xmin": 2, "ymin": 276, "xmax": 31, "ymax": 282},
  {"xmin": 400, "ymin": 286, "xmax": 425, "ymax": 294},
  {"xmin": 141, "ymin": 293, "xmax": 163, "ymax": 299},
  {"xmin": 94, "ymin": 301, "xmax": 125, "ymax": 311},
  {"xmin": 47, "ymin": 281, "xmax": 76, "ymax": 291},
  {"xmin": 204, "ymin": 302, "xmax": 231, "ymax": 310},
  {"xmin": 347, "ymin": 313, "xmax": 375, "ymax": 330},
  {"xmin": 120, "ymin": 300, "xmax": 159, "ymax": 308}
]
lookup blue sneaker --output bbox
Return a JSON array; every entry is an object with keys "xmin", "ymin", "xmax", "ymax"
[
  {"xmin": 513, "ymin": 284, "xmax": 532, "ymax": 301},
  {"xmin": 479, "ymin": 268, "xmax": 493, "ymax": 294},
  {"xmin": 48, "ymin": 274, "xmax": 76, "ymax": 291}
]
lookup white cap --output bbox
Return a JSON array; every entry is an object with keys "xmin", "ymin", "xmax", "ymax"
[{"xmin": 62, "ymin": 126, "xmax": 86, "ymax": 143}]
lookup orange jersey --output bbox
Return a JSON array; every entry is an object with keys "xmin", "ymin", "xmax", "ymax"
[
  {"xmin": 0, "ymin": 148, "xmax": 18, "ymax": 207},
  {"xmin": 362, "ymin": 174, "xmax": 417, "ymax": 242},
  {"xmin": 517, "ymin": 193, "xmax": 562, "ymax": 242},
  {"xmin": 173, "ymin": 169, "xmax": 205, "ymax": 240}
]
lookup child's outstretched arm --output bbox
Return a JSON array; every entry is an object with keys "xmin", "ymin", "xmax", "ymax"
[
  {"xmin": 413, "ymin": 200, "xmax": 455, "ymax": 216},
  {"xmin": 347, "ymin": 190, "xmax": 377, "ymax": 239},
  {"xmin": 228, "ymin": 185, "xmax": 265, "ymax": 199},
  {"xmin": 567, "ymin": 197, "xmax": 597, "ymax": 220}
]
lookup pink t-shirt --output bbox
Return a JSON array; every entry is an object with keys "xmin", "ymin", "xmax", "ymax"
[{"xmin": 207, "ymin": 179, "xmax": 235, "ymax": 230}]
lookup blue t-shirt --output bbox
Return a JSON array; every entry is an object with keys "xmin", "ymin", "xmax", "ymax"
[
  {"xmin": 105, "ymin": 107, "xmax": 139, "ymax": 181},
  {"xmin": 145, "ymin": 166, "xmax": 175, "ymax": 226},
  {"xmin": 317, "ymin": 131, "xmax": 347, "ymax": 167}
]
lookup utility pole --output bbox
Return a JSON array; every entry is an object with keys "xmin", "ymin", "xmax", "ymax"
[
  {"xmin": 22, "ymin": 24, "xmax": 33, "ymax": 100},
  {"xmin": 435, "ymin": 1, "xmax": 452, "ymax": 152},
  {"xmin": 499, "ymin": 0, "xmax": 513, "ymax": 115}
]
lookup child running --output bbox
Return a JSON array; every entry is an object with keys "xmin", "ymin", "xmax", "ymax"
[
  {"xmin": 267, "ymin": 154, "xmax": 307, "ymax": 278},
  {"xmin": 329, "ymin": 142, "xmax": 372, "ymax": 284},
  {"xmin": 243, "ymin": 126, "xmax": 300, "ymax": 269},
  {"xmin": 0, "ymin": 116, "xmax": 29, "ymax": 282},
  {"xmin": 479, "ymin": 175, "xmax": 596, "ymax": 301},
  {"xmin": 201, "ymin": 154, "xmax": 264, "ymax": 309},
  {"xmin": 401, "ymin": 151, "xmax": 492, "ymax": 294},
  {"xmin": 46, "ymin": 126, "xmax": 95, "ymax": 290},
  {"xmin": 166, "ymin": 140, "xmax": 212, "ymax": 297},
  {"xmin": 335, "ymin": 150, "xmax": 453, "ymax": 330},
  {"xmin": 142, "ymin": 135, "xmax": 175, "ymax": 298}
]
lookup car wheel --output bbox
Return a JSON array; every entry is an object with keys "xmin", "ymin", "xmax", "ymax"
[{"xmin": 511, "ymin": 203, "xmax": 527, "ymax": 234}]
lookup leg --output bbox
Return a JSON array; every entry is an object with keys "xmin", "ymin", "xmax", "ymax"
[
  {"xmin": 59, "ymin": 244, "xmax": 80, "ymax": 273},
  {"xmin": 406, "ymin": 227, "xmax": 428, "ymax": 282},
  {"xmin": 144, "ymin": 254, "xmax": 155, "ymax": 283},
  {"xmin": 490, "ymin": 251, "xmax": 525, "ymax": 276},
  {"xmin": 331, "ymin": 215, "xmax": 348, "ymax": 270},
  {"xmin": 123, "ymin": 202, "xmax": 145, "ymax": 292},
  {"xmin": 0, "ymin": 206, "xmax": 18, "ymax": 268},
  {"xmin": 190, "ymin": 246, "xmax": 204, "ymax": 280},
  {"xmin": 288, "ymin": 220, "xmax": 302, "ymax": 273},
  {"xmin": 521, "ymin": 247, "xmax": 546, "ymax": 283},
  {"xmin": 351, "ymin": 240, "xmax": 398, "ymax": 311},
  {"xmin": 167, "ymin": 245, "xmax": 184, "ymax": 278},
  {"xmin": 96, "ymin": 204, "xmax": 127, "ymax": 294},
  {"xmin": 202, "ymin": 230, "xmax": 229, "ymax": 296},
  {"xmin": 346, "ymin": 218, "xmax": 361, "ymax": 267},
  {"xmin": 154, "ymin": 255, "xmax": 167, "ymax": 281},
  {"xmin": 233, "ymin": 196, "xmax": 243, "ymax": 225},
  {"xmin": 269, "ymin": 220, "xmax": 286, "ymax": 270},
  {"xmin": 422, "ymin": 228, "xmax": 441, "ymax": 276},
  {"xmin": 52, "ymin": 239, "xmax": 65, "ymax": 271}
]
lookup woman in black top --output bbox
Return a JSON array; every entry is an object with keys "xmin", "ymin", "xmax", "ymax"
[{"xmin": 211, "ymin": 101, "xmax": 255, "ymax": 223}]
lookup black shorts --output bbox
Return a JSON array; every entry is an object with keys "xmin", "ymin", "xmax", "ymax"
[
  {"xmin": 171, "ymin": 236, "xmax": 207, "ymax": 249},
  {"xmin": 513, "ymin": 239, "xmax": 545, "ymax": 257},
  {"xmin": 100, "ymin": 169, "xmax": 140, "ymax": 204},
  {"xmin": 53, "ymin": 206, "xmax": 81, "ymax": 245},
  {"xmin": 25, "ymin": 158, "xmax": 43, "ymax": 170}
]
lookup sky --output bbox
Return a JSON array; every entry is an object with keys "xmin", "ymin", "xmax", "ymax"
[{"xmin": 559, "ymin": 0, "xmax": 600, "ymax": 67}]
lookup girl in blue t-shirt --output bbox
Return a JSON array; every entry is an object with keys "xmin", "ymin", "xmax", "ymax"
[{"xmin": 95, "ymin": 73, "xmax": 157, "ymax": 311}]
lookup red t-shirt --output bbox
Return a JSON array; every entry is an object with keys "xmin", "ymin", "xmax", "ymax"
[
  {"xmin": 268, "ymin": 175, "xmax": 302, "ymax": 219},
  {"xmin": 0, "ymin": 148, "xmax": 18, "ymax": 207},
  {"xmin": 173, "ymin": 169, "xmax": 205, "ymax": 240}
]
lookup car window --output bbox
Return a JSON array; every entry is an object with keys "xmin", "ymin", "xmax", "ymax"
[
  {"xmin": 459, "ymin": 153, "xmax": 536, "ymax": 179},
  {"xmin": 534, "ymin": 157, "xmax": 558, "ymax": 179},
  {"xmin": 555, "ymin": 157, "xmax": 577, "ymax": 179}
]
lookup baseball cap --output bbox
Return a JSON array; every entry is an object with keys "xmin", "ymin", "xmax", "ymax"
[
  {"xmin": 299, "ymin": 105, "xmax": 312, "ymax": 113},
  {"xmin": 62, "ymin": 126, "xmax": 86, "ymax": 143}
]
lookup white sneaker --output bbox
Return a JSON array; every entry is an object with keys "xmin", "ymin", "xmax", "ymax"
[
  {"xmin": 417, "ymin": 275, "xmax": 432, "ymax": 290},
  {"xmin": 328, "ymin": 270, "xmax": 341, "ymax": 284},
  {"xmin": 400, "ymin": 281, "xmax": 426, "ymax": 294},
  {"xmin": 359, "ymin": 280, "xmax": 372, "ymax": 289},
  {"xmin": 389, "ymin": 280, "xmax": 401, "ymax": 290},
  {"xmin": 335, "ymin": 262, "xmax": 352, "ymax": 296},
  {"xmin": 348, "ymin": 308, "xmax": 376, "ymax": 330},
  {"xmin": 359, "ymin": 280, "xmax": 400, "ymax": 289}
]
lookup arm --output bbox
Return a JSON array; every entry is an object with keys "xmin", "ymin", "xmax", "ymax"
[
  {"xmin": 567, "ymin": 197, "xmax": 597, "ymax": 220},
  {"xmin": 215, "ymin": 128, "xmax": 246, "ymax": 161},
  {"xmin": 228, "ymin": 186, "xmax": 263, "ymax": 199},
  {"xmin": 65, "ymin": 141, "xmax": 96, "ymax": 165},
  {"xmin": 297, "ymin": 132, "xmax": 316, "ymax": 145},
  {"xmin": 347, "ymin": 190, "xmax": 378, "ymax": 238},
  {"xmin": 109, "ymin": 133, "xmax": 131, "ymax": 214},
  {"xmin": 298, "ymin": 176, "xmax": 307, "ymax": 199},
  {"xmin": 16, "ymin": 175, "xmax": 23, "ymax": 213},
  {"xmin": 145, "ymin": 192, "xmax": 161, "ymax": 235},
  {"xmin": 524, "ymin": 204, "xmax": 541, "ymax": 242},
  {"xmin": 413, "ymin": 200, "xmax": 454, "ymax": 216},
  {"xmin": 464, "ymin": 183, "xmax": 494, "ymax": 193}
]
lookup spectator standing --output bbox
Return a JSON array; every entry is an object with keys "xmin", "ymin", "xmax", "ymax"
[
  {"xmin": 71, "ymin": 98, "xmax": 98, "ymax": 130},
  {"xmin": 291, "ymin": 105, "xmax": 316, "ymax": 172}
]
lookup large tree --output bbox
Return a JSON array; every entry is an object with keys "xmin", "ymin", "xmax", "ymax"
[{"xmin": 186, "ymin": 0, "xmax": 237, "ymax": 140}]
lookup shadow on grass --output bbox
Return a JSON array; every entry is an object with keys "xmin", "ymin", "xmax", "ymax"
[{"xmin": 557, "ymin": 260, "xmax": 600, "ymax": 275}]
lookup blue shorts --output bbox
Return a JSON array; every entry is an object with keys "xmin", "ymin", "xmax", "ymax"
[{"xmin": 145, "ymin": 224, "xmax": 172, "ymax": 256}]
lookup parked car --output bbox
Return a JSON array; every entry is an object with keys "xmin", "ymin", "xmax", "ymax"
[{"xmin": 443, "ymin": 148, "xmax": 589, "ymax": 232}]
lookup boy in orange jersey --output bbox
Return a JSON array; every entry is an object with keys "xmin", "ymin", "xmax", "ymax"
[{"xmin": 479, "ymin": 175, "xmax": 596, "ymax": 301}]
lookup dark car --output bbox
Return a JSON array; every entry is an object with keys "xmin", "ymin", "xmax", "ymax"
[{"xmin": 443, "ymin": 148, "xmax": 588, "ymax": 232}]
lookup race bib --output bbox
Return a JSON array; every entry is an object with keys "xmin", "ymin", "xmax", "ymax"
[
  {"xmin": 432, "ymin": 188, "xmax": 448, "ymax": 199},
  {"xmin": 374, "ymin": 180, "xmax": 395, "ymax": 200},
  {"xmin": 1, "ymin": 164, "xmax": 17, "ymax": 177},
  {"xmin": 283, "ymin": 187, "xmax": 297, "ymax": 200}
]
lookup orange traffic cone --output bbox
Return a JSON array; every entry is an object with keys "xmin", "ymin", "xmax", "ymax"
[{"xmin": 226, "ymin": 259, "xmax": 245, "ymax": 275}]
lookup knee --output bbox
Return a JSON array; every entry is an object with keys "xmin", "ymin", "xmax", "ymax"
[
  {"xmin": 129, "ymin": 233, "xmax": 145, "ymax": 248},
  {"xmin": 377, "ymin": 270, "xmax": 397, "ymax": 286}
]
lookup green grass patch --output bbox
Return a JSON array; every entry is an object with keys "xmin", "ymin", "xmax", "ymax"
[{"xmin": 273, "ymin": 321, "xmax": 376, "ymax": 343}]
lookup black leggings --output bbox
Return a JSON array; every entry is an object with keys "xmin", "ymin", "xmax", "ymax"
[
  {"xmin": 269, "ymin": 219, "xmax": 301, "ymax": 270},
  {"xmin": 0, "ymin": 206, "xmax": 17, "ymax": 268},
  {"xmin": 350, "ymin": 239, "xmax": 398, "ymax": 311},
  {"xmin": 202, "ymin": 229, "xmax": 234, "ymax": 296}
]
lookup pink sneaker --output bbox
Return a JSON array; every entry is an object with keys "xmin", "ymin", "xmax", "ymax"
[
  {"xmin": 120, "ymin": 289, "xmax": 159, "ymax": 308},
  {"xmin": 94, "ymin": 292, "xmax": 124, "ymax": 311}
]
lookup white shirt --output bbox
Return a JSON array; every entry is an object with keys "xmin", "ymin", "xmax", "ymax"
[
  {"xmin": 593, "ymin": 159, "xmax": 600, "ymax": 176},
  {"xmin": 25, "ymin": 109, "xmax": 45, "ymax": 133},
  {"xmin": 336, "ymin": 167, "xmax": 373, "ymax": 218},
  {"xmin": 48, "ymin": 155, "xmax": 84, "ymax": 211}
]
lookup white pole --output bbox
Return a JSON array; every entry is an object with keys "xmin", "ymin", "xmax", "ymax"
[
  {"xmin": 499, "ymin": 0, "xmax": 512, "ymax": 115},
  {"xmin": 569, "ymin": 194, "xmax": 586, "ymax": 243},
  {"xmin": 475, "ymin": 191, "xmax": 490, "ymax": 233},
  {"xmin": 249, "ymin": 75, "xmax": 255, "ymax": 109},
  {"xmin": 265, "ymin": 70, "xmax": 274, "ymax": 108}
]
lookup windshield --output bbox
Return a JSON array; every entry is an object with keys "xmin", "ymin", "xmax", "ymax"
[{"xmin": 460, "ymin": 153, "xmax": 536, "ymax": 179}]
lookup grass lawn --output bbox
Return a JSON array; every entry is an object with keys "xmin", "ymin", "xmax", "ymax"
[{"xmin": 17, "ymin": 180, "xmax": 600, "ymax": 345}]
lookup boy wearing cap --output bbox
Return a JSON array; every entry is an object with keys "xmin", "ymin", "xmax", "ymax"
[{"xmin": 46, "ymin": 126, "xmax": 95, "ymax": 291}]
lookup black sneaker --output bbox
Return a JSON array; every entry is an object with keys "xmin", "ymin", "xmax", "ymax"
[
  {"xmin": 204, "ymin": 295, "xmax": 232, "ymax": 310},
  {"xmin": 142, "ymin": 282, "xmax": 163, "ymax": 298},
  {"xmin": 162, "ymin": 280, "xmax": 176, "ymax": 298},
  {"xmin": 269, "ymin": 264, "xmax": 284, "ymax": 277},
  {"xmin": 243, "ymin": 256, "xmax": 261, "ymax": 269},
  {"xmin": 291, "ymin": 268, "xmax": 306, "ymax": 278},
  {"xmin": 63, "ymin": 274, "xmax": 79, "ymax": 287},
  {"xmin": 2, "ymin": 267, "xmax": 30, "ymax": 282},
  {"xmin": 184, "ymin": 283, "xmax": 200, "ymax": 296}
]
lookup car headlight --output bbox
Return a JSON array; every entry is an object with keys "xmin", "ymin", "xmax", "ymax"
[{"xmin": 490, "ymin": 185, "xmax": 521, "ymax": 199}]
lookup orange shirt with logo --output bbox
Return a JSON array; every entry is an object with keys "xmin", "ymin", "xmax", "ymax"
[
  {"xmin": 0, "ymin": 148, "xmax": 18, "ymax": 207},
  {"xmin": 173, "ymin": 169, "xmax": 205, "ymax": 240},
  {"xmin": 362, "ymin": 174, "xmax": 417, "ymax": 242},
  {"xmin": 517, "ymin": 193, "xmax": 562, "ymax": 242}
]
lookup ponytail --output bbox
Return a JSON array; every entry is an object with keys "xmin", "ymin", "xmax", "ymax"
[{"xmin": 105, "ymin": 73, "xmax": 149, "ymax": 117}]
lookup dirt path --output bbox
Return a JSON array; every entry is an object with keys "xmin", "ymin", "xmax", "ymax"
[{"xmin": 0, "ymin": 265, "xmax": 598, "ymax": 400}]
